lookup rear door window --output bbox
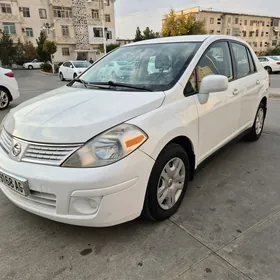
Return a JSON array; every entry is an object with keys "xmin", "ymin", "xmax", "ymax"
[
  {"xmin": 231, "ymin": 43, "xmax": 250, "ymax": 79},
  {"xmin": 246, "ymin": 49, "xmax": 256, "ymax": 73}
]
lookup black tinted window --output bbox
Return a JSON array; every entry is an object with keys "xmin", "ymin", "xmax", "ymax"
[{"xmin": 232, "ymin": 43, "xmax": 250, "ymax": 79}]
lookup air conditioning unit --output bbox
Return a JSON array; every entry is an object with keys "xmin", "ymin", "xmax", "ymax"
[
  {"xmin": 22, "ymin": 28, "xmax": 26, "ymax": 32},
  {"xmin": 19, "ymin": 7, "xmax": 23, "ymax": 12}
]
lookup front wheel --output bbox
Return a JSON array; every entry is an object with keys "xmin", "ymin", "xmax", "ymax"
[
  {"xmin": 245, "ymin": 102, "xmax": 266, "ymax": 141},
  {"xmin": 59, "ymin": 72, "xmax": 65, "ymax": 81},
  {"xmin": 28, "ymin": 65, "xmax": 33, "ymax": 70},
  {"xmin": 142, "ymin": 143, "xmax": 189, "ymax": 221}
]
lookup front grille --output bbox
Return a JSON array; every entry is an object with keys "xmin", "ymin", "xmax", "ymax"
[
  {"xmin": 29, "ymin": 190, "xmax": 56, "ymax": 208},
  {"xmin": 0, "ymin": 129, "xmax": 82, "ymax": 166},
  {"xmin": 22, "ymin": 143, "xmax": 81, "ymax": 166},
  {"xmin": 0, "ymin": 128, "xmax": 12, "ymax": 154}
]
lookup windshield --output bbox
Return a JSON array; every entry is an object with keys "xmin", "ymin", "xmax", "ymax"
[
  {"xmin": 73, "ymin": 61, "xmax": 90, "ymax": 68},
  {"xmin": 270, "ymin": 56, "xmax": 280, "ymax": 61},
  {"xmin": 80, "ymin": 42, "xmax": 201, "ymax": 91}
]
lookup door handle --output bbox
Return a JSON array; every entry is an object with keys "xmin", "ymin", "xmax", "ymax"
[
  {"xmin": 256, "ymin": 80, "xmax": 260, "ymax": 85},
  {"xmin": 233, "ymin": 89, "xmax": 240, "ymax": 96}
]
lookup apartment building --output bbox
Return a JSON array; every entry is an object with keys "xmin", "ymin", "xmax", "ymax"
[
  {"xmin": 0, "ymin": 0, "xmax": 116, "ymax": 62},
  {"xmin": 173, "ymin": 7, "xmax": 280, "ymax": 54}
]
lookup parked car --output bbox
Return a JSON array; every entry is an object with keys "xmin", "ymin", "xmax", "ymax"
[
  {"xmin": 258, "ymin": 56, "xmax": 280, "ymax": 73},
  {"xmin": 23, "ymin": 59, "xmax": 43, "ymax": 70},
  {"xmin": 0, "ymin": 67, "xmax": 20, "ymax": 109},
  {"xmin": 0, "ymin": 35, "xmax": 269, "ymax": 227},
  {"xmin": 59, "ymin": 61, "xmax": 91, "ymax": 81}
]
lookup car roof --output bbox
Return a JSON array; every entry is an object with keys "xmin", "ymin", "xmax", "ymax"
[{"xmin": 124, "ymin": 35, "xmax": 247, "ymax": 47}]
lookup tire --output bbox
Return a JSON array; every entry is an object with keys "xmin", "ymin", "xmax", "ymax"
[
  {"xmin": 59, "ymin": 72, "xmax": 65, "ymax": 81},
  {"xmin": 264, "ymin": 66, "xmax": 272, "ymax": 74},
  {"xmin": 28, "ymin": 65, "xmax": 33, "ymax": 70},
  {"xmin": 0, "ymin": 87, "xmax": 10, "ymax": 110},
  {"xmin": 142, "ymin": 143, "xmax": 189, "ymax": 221},
  {"xmin": 245, "ymin": 102, "xmax": 266, "ymax": 141}
]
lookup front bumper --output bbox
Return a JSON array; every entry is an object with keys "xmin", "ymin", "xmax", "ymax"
[{"xmin": 0, "ymin": 148, "xmax": 154, "ymax": 227}]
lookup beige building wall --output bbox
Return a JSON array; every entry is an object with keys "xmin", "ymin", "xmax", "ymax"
[
  {"xmin": 0, "ymin": 0, "xmax": 116, "ymax": 63},
  {"xmin": 173, "ymin": 6, "xmax": 280, "ymax": 55}
]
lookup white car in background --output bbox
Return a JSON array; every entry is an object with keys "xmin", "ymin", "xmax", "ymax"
[
  {"xmin": 0, "ymin": 67, "xmax": 20, "ymax": 109},
  {"xmin": 59, "ymin": 61, "xmax": 90, "ymax": 81},
  {"xmin": 0, "ymin": 35, "xmax": 269, "ymax": 227},
  {"xmin": 23, "ymin": 59, "xmax": 42, "ymax": 70},
  {"xmin": 258, "ymin": 56, "xmax": 280, "ymax": 73}
]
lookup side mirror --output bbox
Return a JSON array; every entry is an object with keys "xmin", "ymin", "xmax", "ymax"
[{"xmin": 198, "ymin": 75, "xmax": 229, "ymax": 104}]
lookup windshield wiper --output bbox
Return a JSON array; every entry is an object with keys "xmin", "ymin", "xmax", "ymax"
[
  {"xmin": 88, "ymin": 81, "xmax": 153, "ymax": 92},
  {"xmin": 67, "ymin": 78, "xmax": 88, "ymax": 88}
]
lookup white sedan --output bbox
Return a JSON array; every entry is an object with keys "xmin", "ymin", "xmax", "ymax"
[
  {"xmin": 0, "ymin": 35, "xmax": 268, "ymax": 227},
  {"xmin": 23, "ymin": 59, "xmax": 42, "ymax": 70},
  {"xmin": 258, "ymin": 56, "xmax": 280, "ymax": 73},
  {"xmin": 0, "ymin": 67, "xmax": 20, "ymax": 109},
  {"xmin": 59, "ymin": 61, "xmax": 90, "ymax": 81}
]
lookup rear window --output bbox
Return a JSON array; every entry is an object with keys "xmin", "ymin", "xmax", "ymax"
[{"xmin": 73, "ymin": 62, "xmax": 90, "ymax": 68}]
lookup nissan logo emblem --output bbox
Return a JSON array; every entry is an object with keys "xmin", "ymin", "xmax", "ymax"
[{"xmin": 12, "ymin": 143, "xmax": 22, "ymax": 157}]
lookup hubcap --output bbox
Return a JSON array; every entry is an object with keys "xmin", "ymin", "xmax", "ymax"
[
  {"xmin": 157, "ymin": 157, "xmax": 186, "ymax": 210},
  {"xmin": 0, "ymin": 91, "xmax": 9, "ymax": 108},
  {"xmin": 255, "ymin": 108, "xmax": 264, "ymax": 135}
]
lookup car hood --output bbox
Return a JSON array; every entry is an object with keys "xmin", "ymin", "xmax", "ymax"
[{"xmin": 4, "ymin": 86, "xmax": 165, "ymax": 143}]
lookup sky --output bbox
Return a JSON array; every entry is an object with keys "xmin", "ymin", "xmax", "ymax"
[{"xmin": 114, "ymin": 0, "xmax": 280, "ymax": 39}]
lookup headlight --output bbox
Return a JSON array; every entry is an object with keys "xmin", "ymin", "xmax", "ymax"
[{"xmin": 61, "ymin": 124, "xmax": 148, "ymax": 168}]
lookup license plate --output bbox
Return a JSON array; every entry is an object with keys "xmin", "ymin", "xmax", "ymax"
[{"xmin": 0, "ymin": 171, "xmax": 29, "ymax": 196}]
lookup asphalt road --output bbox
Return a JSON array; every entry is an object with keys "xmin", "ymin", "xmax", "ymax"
[{"xmin": 1, "ymin": 70, "xmax": 280, "ymax": 280}]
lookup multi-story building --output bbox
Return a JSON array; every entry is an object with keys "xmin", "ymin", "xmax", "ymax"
[
  {"xmin": 0, "ymin": 0, "xmax": 116, "ymax": 62},
  {"xmin": 171, "ymin": 6, "xmax": 280, "ymax": 55}
]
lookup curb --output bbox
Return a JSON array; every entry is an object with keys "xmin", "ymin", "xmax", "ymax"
[
  {"xmin": 40, "ymin": 70, "xmax": 57, "ymax": 76},
  {"xmin": 268, "ymin": 88, "xmax": 280, "ymax": 98}
]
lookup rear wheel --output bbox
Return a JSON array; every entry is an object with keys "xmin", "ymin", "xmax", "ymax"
[
  {"xmin": 0, "ymin": 88, "xmax": 10, "ymax": 110},
  {"xmin": 59, "ymin": 72, "xmax": 65, "ymax": 81},
  {"xmin": 28, "ymin": 65, "xmax": 33, "ymax": 70},
  {"xmin": 245, "ymin": 102, "xmax": 266, "ymax": 141},
  {"xmin": 264, "ymin": 66, "xmax": 272, "ymax": 74},
  {"xmin": 142, "ymin": 143, "xmax": 189, "ymax": 221}
]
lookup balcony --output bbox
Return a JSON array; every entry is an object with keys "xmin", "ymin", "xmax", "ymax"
[
  {"xmin": 0, "ymin": 13, "xmax": 19, "ymax": 22},
  {"xmin": 55, "ymin": 36, "xmax": 76, "ymax": 44}
]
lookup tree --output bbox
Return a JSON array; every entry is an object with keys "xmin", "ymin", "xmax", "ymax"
[
  {"xmin": 106, "ymin": 43, "xmax": 120, "ymax": 53},
  {"xmin": 0, "ymin": 32, "xmax": 16, "ymax": 66},
  {"xmin": 43, "ymin": 40, "xmax": 57, "ymax": 57},
  {"xmin": 143, "ymin": 27, "xmax": 160, "ymax": 40},
  {"xmin": 36, "ymin": 31, "xmax": 49, "ymax": 62},
  {"xmin": 162, "ymin": 9, "xmax": 206, "ymax": 37},
  {"xmin": 134, "ymin": 27, "xmax": 143, "ymax": 42},
  {"xmin": 267, "ymin": 45, "xmax": 280, "ymax": 56},
  {"xmin": 14, "ymin": 39, "xmax": 24, "ymax": 65},
  {"xmin": 23, "ymin": 41, "xmax": 37, "ymax": 62}
]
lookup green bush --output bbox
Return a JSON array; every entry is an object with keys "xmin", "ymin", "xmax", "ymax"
[{"xmin": 41, "ymin": 62, "xmax": 52, "ymax": 73}]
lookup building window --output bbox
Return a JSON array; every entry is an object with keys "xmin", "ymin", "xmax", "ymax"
[
  {"xmin": 235, "ymin": 17, "xmax": 239, "ymax": 24},
  {"xmin": 107, "ymin": 30, "xmax": 112, "ymax": 39},
  {"xmin": 250, "ymin": 20, "xmax": 254, "ymax": 26},
  {"xmin": 244, "ymin": 20, "xmax": 247, "ymax": 25},
  {"xmin": 0, "ymin": 3, "xmax": 12, "ymax": 13},
  {"xmin": 217, "ymin": 30, "xmax": 221, "ymax": 33},
  {"xmin": 256, "ymin": 30, "xmax": 259, "ymax": 37},
  {"xmin": 92, "ymin": 9, "xmax": 99, "ymax": 19},
  {"xmin": 3, "ymin": 22, "xmax": 16, "ymax": 34},
  {"xmin": 62, "ymin": 48, "xmax": 70, "ymax": 56},
  {"xmin": 273, "ymin": 19, "xmax": 280, "ymax": 27},
  {"xmin": 209, "ymin": 30, "xmax": 214, "ymax": 34},
  {"xmin": 243, "ymin": 31, "xmax": 247, "ymax": 37},
  {"xmin": 249, "ymin": 31, "xmax": 254, "ymax": 37},
  {"xmin": 22, "ymin": 7, "xmax": 30, "ymax": 17},
  {"xmin": 105, "ymin": 14, "xmax": 111, "ymax": 22},
  {"xmin": 227, "ymin": 29, "xmax": 231, "ymax": 35},
  {"xmin": 39, "ymin": 8, "xmax": 47, "ymax": 19},
  {"xmin": 210, "ymin": 18, "xmax": 214, "ymax": 24},
  {"xmin": 93, "ymin": 27, "xmax": 103, "ymax": 37},
  {"xmin": 262, "ymin": 21, "xmax": 265, "ymax": 26},
  {"xmin": 266, "ymin": 32, "xmax": 269, "ymax": 36},
  {"xmin": 53, "ymin": 6, "xmax": 72, "ymax": 18},
  {"xmin": 232, "ymin": 28, "xmax": 240, "ymax": 36},
  {"xmin": 261, "ymin": 31, "xmax": 264, "ymax": 37},
  {"xmin": 25, "ymin": 28, "xmax": 33, "ymax": 37},
  {"xmin": 272, "ymin": 40, "xmax": 278, "ymax": 46},
  {"xmin": 61, "ymin": 25, "xmax": 69, "ymax": 36}
]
